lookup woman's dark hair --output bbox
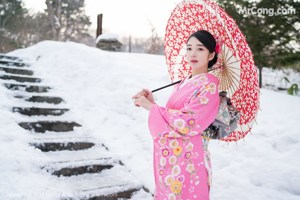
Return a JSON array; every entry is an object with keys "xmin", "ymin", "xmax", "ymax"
[{"xmin": 187, "ymin": 30, "xmax": 218, "ymax": 68}]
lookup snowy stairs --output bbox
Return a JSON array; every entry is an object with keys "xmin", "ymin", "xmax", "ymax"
[{"xmin": 0, "ymin": 54, "xmax": 152, "ymax": 199}]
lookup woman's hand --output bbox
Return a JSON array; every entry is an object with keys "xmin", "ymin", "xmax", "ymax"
[
  {"xmin": 132, "ymin": 89, "xmax": 155, "ymax": 110},
  {"xmin": 132, "ymin": 89, "xmax": 154, "ymax": 103},
  {"xmin": 133, "ymin": 95, "xmax": 154, "ymax": 110}
]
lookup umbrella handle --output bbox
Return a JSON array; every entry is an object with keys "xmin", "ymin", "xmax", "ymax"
[
  {"xmin": 151, "ymin": 68, "xmax": 218, "ymax": 93},
  {"xmin": 151, "ymin": 80, "xmax": 181, "ymax": 93}
]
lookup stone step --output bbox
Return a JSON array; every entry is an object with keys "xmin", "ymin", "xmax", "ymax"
[
  {"xmin": 53, "ymin": 164, "xmax": 114, "ymax": 177},
  {"xmin": 14, "ymin": 95, "xmax": 64, "ymax": 104},
  {"xmin": 57, "ymin": 165, "xmax": 151, "ymax": 200},
  {"xmin": 0, "ymin": 66, "xmax": 34, "ymax": 76},
  {"xmin": 0, "ymin": 60, "xmax": 30, "ymax": 67},
  {"xmin": 0, "ymin": 54, "xmax": 26, "ymax": 62},
  {"xmin": 31, "ymin": 141, "xmax": 95, "ymax": 152},
  {"xmin": 84, "ymin": 187, "xmax": 149, "ymax": 200},
  {"xmin": 44, "ymin": 157, "xmax": 121, "ymax": 177},
  {"xmin": 19, "ymin": 121, "xmax": 82, "ymax": 133},
  {"xmin": 13, "ymin": 107, "xmax": 69, "ymax": 116},
  {"xmin": 3, "ymin": 83, "xmax": 51, "ymax": 93},
  {"xmin": 36, "ymin": 141, "xmax": 112, "ymax": 162},
  {"xmin": 0, "ymin": 74, "xmax": 42, "ymax": 83}
]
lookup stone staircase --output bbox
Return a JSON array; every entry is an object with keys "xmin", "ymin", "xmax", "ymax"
[{"xmin": 0, "ymin": 54, "xmax": 152, "ymax": 199}]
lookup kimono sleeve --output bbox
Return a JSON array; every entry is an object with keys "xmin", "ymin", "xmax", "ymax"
[{"xmin": 148, "ymin": 79, "xmax": 219, "ymax": 139}]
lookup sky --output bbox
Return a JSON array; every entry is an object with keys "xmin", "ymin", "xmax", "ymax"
[{"xmin": 23, "ymin": 0, "xmax": 183, "ymax": 38}]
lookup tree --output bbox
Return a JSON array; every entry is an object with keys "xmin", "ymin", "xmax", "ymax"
[
  {"xmin": 217, "ymin": 0, "xmax": 300, "ymax": 87},
  {"xmin": 0, "ymin": 0, "xmax": 28, "ymax": 52},
  {"xmin": 146, "ymin": 23, "xmax": 164, "ymax": 55},
  {"xmin": 0, "ymin": 0, "xmax": 93, "ymax": 53},
  {"xmin": 45, "ymin": 0, "xmax": 92, "ymax": 42}
]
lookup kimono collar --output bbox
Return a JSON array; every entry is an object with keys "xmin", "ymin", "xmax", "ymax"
[{"xmin": 178, "ymin": 73, "xmax": 208, "ymax": 90}]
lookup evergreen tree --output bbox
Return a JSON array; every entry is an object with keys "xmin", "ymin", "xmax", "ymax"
[
  {"xmin": 0, "ymin": 0, "xmax": 28, "ymax": 52},
  {"xmin": 45, "ymin": 0, "xmax": 92, "ymax": 42},
  {"xmin": 217, "ymin": 0, "xmax": 300, "ymax": 87}
]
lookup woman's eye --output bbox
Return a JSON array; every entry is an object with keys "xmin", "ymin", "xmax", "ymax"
[
  {"xmin": 186, "ymin": 47, "xmax": 192, "ymax": 51},
  {"xmin": 198, "ymin": 48, "xmax": 204, "ymax": 51}
]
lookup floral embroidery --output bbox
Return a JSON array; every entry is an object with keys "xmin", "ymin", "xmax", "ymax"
[
  {"xmin": 186, "ymin": 143, "xmax": 194, "ymax": 151},
  {"xmin": 225, "ymin": 126, "xmax": 231, "ymax": 133},
  {"xmin": 160, "ymin": 157, "xmax": 166, "ymax": 166},
  {"xmin": 178, "ymin": 126, "xmax": 189, "ymax": 134},
  {"xmin": 199, "ymin": 75, "xmax": 208, "ymax": 82},
  {"xmin": 169, "ymin": 131, "xmax": 179, "ymax": 138},
  {"xmin": 171, "ymin": 165, "xmax": 181, "ymax": 176},
  {"xmin": 165, "ymin": 175, "xmax": 174, "ymax": 186},
  {"xmin": 162, "ymin": 148, "xmax": 171, "ymax": 157},
  {"xmin": 169, "ymin": 156, "xmax": 177, "ymax": 165},
  {"xmin": 170, "ymin": 180, "xmax": 183, "ymax": 195},
  {"xmin": 169, "ymin": 139, "xmax": 179, "ymax": 148},
  {"xmin": 159, "ymin": 169, "xmax": 165, "ymax": 176},
  {"xmin": 186, "ymin": 163, "xmax": 195, "ymax": 173},
  {"xmin": 177, "ymin": 175, "xmax": 185, "ymax": 182},
  {"xmin": 199, "ymin": 96, "xmax": 209, "ymax": 104},
  {"xmin": 184, "ymin": 151, "xmax": 192, "ymax": 159},
  {"xmin": 187, "ymin": 118, "xmax": 195, "ymax": 126},
  {"xmin": 174, "ymin": 119, "xmax": 185, "ymax": 129},
  {"xmin": 208, "ymin": 83, "xmax": 217, "ymax": 94},
  {"xmin": 163, "ymin": 132, "xmax": 170, "ymax": 138},
  {"xmin": 173, "ymin": 146, "xmax": 183, "ymax": 156},
  {"xmin": 159, "ymin": 137, "xmax": 167, "ymax": 145},
  {"xmin": 189, "ymin": 131, "xmax": 198, "ymax": 136},
  {"xmin": 192, "ymin": 79, "xmax": 200, "ymax": 86},
  {"xmin": 168, "ymin": 193, "xmax": 176, "ymax": 200}
]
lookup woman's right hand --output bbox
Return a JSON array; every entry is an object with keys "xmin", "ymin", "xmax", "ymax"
[
  {"xmin": 132, "ymin": 89, "xmax": 155, "ymax": 104},
  {"xmin": 140, "ymin": 89, "xmax": 155, "ymax": 104}
]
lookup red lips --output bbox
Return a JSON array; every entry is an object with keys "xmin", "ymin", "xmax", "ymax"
[{"xmin": 191, "ymin": 59, "xmax": 198, "ymax": 63}]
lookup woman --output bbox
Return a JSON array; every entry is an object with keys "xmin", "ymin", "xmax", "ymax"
[{"xmin": 132, "ymin": 30, "xmax": 220, "ymax": 200}]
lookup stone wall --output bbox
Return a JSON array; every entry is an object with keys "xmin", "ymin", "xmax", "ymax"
[{"xmin": 96, "ymin": 38, "xmax": 122, "ymax": 52}]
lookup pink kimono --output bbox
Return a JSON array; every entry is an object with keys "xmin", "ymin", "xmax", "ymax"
[{"xmin": 148, "ymin": 73, "xmax": 219, "ymax": 200}]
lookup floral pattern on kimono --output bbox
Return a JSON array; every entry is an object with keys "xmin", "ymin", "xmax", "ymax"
[{"xmin": 148, "ymin": 73, "xmax": 219, "ymax": 200}]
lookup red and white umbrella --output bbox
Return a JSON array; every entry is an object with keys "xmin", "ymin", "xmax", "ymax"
[{"xmin": 164, "ymin": 0, "xmax": 260, "ymax": 142}]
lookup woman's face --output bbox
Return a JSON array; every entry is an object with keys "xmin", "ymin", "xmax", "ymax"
[{"xmin": 186, "ymin": 36, "xmax": 215, "ymax": 74}]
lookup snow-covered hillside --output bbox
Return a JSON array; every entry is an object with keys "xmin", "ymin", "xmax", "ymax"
[{"xmin": 1, "ymin": 41, "xmax": 299, "ymax": 200}]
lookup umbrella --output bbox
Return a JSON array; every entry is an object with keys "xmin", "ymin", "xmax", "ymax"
[{"xmin": 162, "ymin": 0, "xmax": 260, "ymax": 142}]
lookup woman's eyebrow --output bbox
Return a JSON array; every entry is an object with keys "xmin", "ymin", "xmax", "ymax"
[{"xmin": 187, "ymin": 44, "xmax": 204, "ymax": 46}]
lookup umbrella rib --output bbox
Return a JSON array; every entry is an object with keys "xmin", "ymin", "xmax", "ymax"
[
  {"xmin": 227, "ymin": 56, "xmax": 252, "ymax": 66},
  {"xmin": 223, "ymin": 66, "xmax": 239, "ymax": 95},
  {"xmin": 226, "ymin": 66, "xmax": 240, "ymax": 87},
  {"xmin": 226, "ymin": 59, "xmax": 242, "ymax": 66},
  {"xmin": 230, "ymin": 69, "xmax": 240, "ymax": 82},
  {"xmin": 224, "ymin": 45, "xmax": 231, "ymax": 64},
  {"xmin": 226, "ymin": 65, "xmax": 241, "ymax": 78},
  {"xmin": 223, "ymin": 70, "xmax": 233, "ymax": 93},
  {"xmin": 226, "ymin": 74, "xmax": 235, "ymax": 96},
  {"xmin": 225, "ymin": 66, "xmax": 241, "ymax": 71},
  {"xmin": 224, "ymin": 40, "xmax": 245, "ymax": 64},
  {"xmin": 224, "ymin": 48, "xmax": 239, "ymax": 64},
  {"xmin": 226, "ymin": 67, "xmax": 240, "ymax": 93}
]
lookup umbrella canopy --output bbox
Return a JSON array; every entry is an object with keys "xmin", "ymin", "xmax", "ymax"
[{"xmin": 164, "ymin": 0, "xmax": 260, "ymax": 142}]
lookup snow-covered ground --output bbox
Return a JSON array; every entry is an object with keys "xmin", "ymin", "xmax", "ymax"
[{"xmin": 0, "ymin": 41, "xmax": 299, "ymax": 200}]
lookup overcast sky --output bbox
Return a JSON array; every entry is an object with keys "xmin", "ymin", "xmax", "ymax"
[{"xmin": 23, "ymin": 0, "xmax": 183, "ymax": 38}]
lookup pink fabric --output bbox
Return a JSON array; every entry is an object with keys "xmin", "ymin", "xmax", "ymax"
[{"xmin": 148, "ymin": 73, "xmax": 219, "ymax": 200}]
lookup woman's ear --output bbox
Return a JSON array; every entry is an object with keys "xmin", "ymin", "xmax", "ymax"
[{"xmin": 208, "ymin": 52, "xmax": 215, "ymax": 61}]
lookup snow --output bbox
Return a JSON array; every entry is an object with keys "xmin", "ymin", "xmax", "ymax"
[
  {"xmin": 263, "ymin": 68, "xmax": 300, "ymax": 95},
  {"xmin": 96, "ymin": 32, "xmax": 119, "ymax": 43},
  {"xmin": 1, "ymin": 41, "xmax": 300, "ymax": 199}
]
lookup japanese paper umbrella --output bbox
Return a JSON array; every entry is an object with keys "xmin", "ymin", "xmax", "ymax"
[{"xmin": 164, "ymin": 0, "xmax": 260, "ymax": 142}]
